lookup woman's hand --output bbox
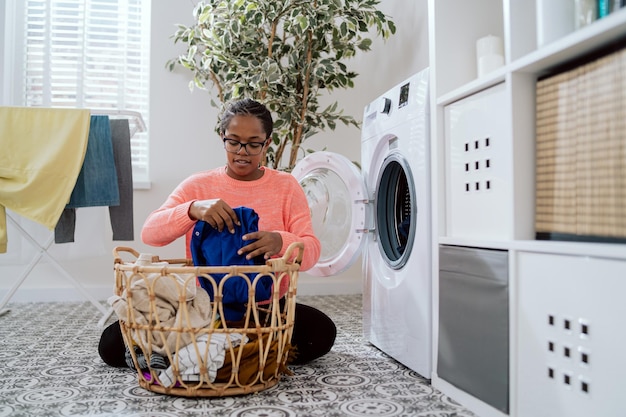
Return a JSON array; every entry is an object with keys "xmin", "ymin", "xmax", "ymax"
[
  {"xmin": 189, "ymin": 199, "xmax": 240, "ymax": 233},
  {"xmin": 239, "ymin": 231, "xmax": 283, "ymax": 260}
]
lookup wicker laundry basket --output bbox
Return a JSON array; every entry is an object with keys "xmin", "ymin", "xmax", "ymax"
[{"xmin": 111, "ymin": 242, "xmax": 303, "ymax": 397}]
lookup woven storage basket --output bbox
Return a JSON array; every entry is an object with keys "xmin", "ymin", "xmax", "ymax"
[
  {"xmin": 111, "ymin": 242, "xmax": 303, "ymax": 397},
  {"xmin": 535, "ymin": 44, "xmax": 626, "ymax": 242}
]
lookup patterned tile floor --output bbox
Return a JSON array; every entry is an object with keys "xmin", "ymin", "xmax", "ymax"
[{"xmin": 0, "ymin": 294, "xmax": 475, "ymax": 417}]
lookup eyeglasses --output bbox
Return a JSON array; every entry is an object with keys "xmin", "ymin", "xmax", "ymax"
[{"xmin": 222, "ymin": 138, "xmax": 266, "ymax": 155}]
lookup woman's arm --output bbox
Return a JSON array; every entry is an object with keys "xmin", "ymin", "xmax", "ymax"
[{"xmin": 141, "ymin": 183, "xmax": 197, "ymax": 247}]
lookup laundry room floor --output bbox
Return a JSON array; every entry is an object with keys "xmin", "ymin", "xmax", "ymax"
[{"xmin": 0, "ymin": 294, "xmax": 476, "ymax": 417}]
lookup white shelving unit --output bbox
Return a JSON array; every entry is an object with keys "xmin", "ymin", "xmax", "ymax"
[{"xmin": 428, "ymin": 2, "xmax": 626, "ymax": 417}]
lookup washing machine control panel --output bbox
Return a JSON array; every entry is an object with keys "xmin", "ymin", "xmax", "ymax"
[
  {"xmin": 379, "ymin": 97, "xmax": 392, "ymax": 114},
  {"xmin": 398, "ymin": 81, "xmax": 410, "ymax": 108},
  {"xmin": 378, "ymin": 81, "xmax": 411, "ymax": 115}
]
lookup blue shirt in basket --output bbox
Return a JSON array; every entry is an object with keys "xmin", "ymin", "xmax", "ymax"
[{"xmin": 190, "ymin": 206, "xmax": 271, "ymax": 322}]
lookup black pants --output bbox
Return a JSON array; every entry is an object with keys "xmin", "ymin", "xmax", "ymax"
[{"xmin": 98, "ymin": 303, "xmax": 336, "ymax": 368}]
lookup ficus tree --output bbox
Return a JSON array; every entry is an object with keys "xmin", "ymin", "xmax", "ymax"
[{"xmin": 168, "ymin": 0, "xmax": 395, "ymax": 171}]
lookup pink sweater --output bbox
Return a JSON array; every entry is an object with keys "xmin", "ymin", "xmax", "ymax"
[{"xmin": 141, "ymin": 166, "xmax": 321, "ymax": 274}]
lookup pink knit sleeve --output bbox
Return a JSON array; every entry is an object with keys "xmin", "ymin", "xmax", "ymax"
[{"xmin": 141, "ymin": 179, "xmax": 198, "ymax": 248}]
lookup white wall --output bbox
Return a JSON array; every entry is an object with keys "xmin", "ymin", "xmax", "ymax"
[
  {"xmin": 0, "ymin": 0, "xmax": 429, "ymax": 302},
  {"xmin": 0, "ymin": 0, "xmax": 7, "ymax": 103}
]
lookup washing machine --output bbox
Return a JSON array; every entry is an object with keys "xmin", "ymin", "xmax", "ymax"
[{"xmin": 291, "ymin": 68, "xmax": 432, "ymax": 378}]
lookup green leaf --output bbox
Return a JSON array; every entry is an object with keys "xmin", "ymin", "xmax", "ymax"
[
  {"xmin": 340, "ymin": 21, "xmax": 347, "ymax": 37},
  {"xmin": 297, "ymin": 15, "xmax": 308, "ymax": 31},
  {"xmin": 198, "ymin": 9, "xmax": 211, "ymax": 24},
  {"xmin": 230, "ymin": 19, "xmax": 240, "ymax": 35},
  {"xmin": 357, "ymin": 38, "xmax": 372, "ymax": 51}
]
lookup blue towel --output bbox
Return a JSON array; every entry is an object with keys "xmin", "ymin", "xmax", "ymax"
[
  {"xmin": 66, "ymin": 115, "xmax": 120, "ymax": 208},
  {"xmin": 190, "ymin": 206, "xmax": 270, "ymax": 322}
]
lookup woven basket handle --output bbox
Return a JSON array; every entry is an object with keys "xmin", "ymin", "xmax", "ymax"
[
  {"xmin": 112, "ymin": 246, "xmax": 166, "ymax": 265},
  {"xmin": 113, "ymin": 246, "xmax": 141, "ymax": 264},
  {"xmin": 266, "ymin": 242, "xmax": 304, "ymax": 269}
]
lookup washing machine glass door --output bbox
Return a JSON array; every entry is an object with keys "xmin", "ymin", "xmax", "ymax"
[
  {"xmin": 375, "ymin": 151, "xmax": 416, "ymax": 270},
  {"xmin": 291, "ymin": 151, "xmax": 367, "ymax": 277}
]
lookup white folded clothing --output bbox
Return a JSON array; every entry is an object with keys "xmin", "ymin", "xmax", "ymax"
[{"xmin": 158, "ymin": 333, "xmax": 247, "ymax": 386}]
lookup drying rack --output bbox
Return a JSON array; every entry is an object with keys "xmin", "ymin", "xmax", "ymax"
[
  {"xmin": 0, "ymin": 109, "xmax": 146, "ymax": 325},
  {"xmin": 94, "ymin": 109, "xmax": 147, "ymax": 137}
]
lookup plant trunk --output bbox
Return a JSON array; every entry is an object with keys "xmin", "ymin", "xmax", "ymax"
[
  {"xmin": 209, "ymin": 71, "xmax": 223, "ymax": 102},
  {"xmin": 272, "ymin": 130, "xmax": 290, "ymax": 169},
  {"xmin": 262, "ymin": 19, "xmax": 279, "ymax": 101},
  {"xmin": 289, "ymin": 28, "xmax": 314, "ymax": 169}
]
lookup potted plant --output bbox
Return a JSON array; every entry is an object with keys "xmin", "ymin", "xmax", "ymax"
[{"xmin": 168, "ymin": 0, "xmax": 395, "ymax": 171}]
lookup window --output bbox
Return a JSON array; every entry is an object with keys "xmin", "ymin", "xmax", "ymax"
[{"xmin": 4, "ymin": 0, "xmax": 151, "ymax": 187}]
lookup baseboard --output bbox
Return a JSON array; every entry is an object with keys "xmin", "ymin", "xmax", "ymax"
[
  {"xmin": 0, "ymin": 286, "xmax": 113, "ymax": 304},
  {"xmin": 431, "ymin": 375, "xmax": 509, "ymax": 417},
  {"xmin": 297, "ymin": 276, "xmax": 363, "ymax": 296}
]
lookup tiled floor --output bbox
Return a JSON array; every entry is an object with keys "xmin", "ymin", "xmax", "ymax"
[{"xmin": 0, "ymin": 294, "xmax": 475, "ymax": 417}]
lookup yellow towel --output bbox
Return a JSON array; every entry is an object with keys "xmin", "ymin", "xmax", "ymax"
[{"xmin": 0, "ymin": 107, "xmax": 90, "ymax": 253}]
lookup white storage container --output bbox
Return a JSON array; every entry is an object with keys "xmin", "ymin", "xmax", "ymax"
[{"xmin": 444, "ymin": 82, "xmax": 513, "ymax": 240}]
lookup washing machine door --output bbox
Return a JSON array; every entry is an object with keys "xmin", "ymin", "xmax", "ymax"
[
  {"xmin": 374, "ymin": 150, "xmax": 417, "ymax": 271},
  {"xmin": 291, "ymin": 151, "xmax": 368, "ymax": 277}
]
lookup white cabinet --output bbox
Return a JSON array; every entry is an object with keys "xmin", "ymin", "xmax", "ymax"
[
  {"xmin": 516, "ymin": 252, "xmax": 626, "ymax": 417},
  {"xmin": 428, "ymin": 2, "xmax": 626, "ymax": 416}
]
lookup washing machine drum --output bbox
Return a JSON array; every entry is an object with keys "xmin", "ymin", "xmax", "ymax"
[{"xmin": 375, "ymin": 153, "xmax": 416, "ymax": 270}]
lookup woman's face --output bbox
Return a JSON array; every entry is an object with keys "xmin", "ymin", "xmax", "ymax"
[{"xmin": 222, "ymin": 114, "xmax": 268, "ymax": 181}]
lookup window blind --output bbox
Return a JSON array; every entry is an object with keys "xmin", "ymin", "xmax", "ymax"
[{"xmin": 22, "ymin": 0, "xmax": 151, "ymax": 186}]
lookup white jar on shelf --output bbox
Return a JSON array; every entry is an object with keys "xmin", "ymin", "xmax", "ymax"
[{"xmin": 475, "ymin": 34, "xmax": 504, "ymax": 77}]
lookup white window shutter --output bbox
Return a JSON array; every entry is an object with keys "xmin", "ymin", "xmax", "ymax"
[{"xmin": 21, "ymin": 0, "xmax": 151, "ymax": 186}]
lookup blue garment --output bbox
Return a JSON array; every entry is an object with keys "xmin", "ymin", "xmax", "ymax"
[
  {"xmin": 55, "ymin": 119, "xmax": 134, "ymax": 243},
  {"xmin": 66, "ymin": 115, "xmax": 120, "ymax": 208},
  {"xmin": 190, "ymin": 206, "xmax": 270, "ymax": 322}
]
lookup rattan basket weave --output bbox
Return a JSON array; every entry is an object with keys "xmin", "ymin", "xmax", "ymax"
[
  {"xmin": 111, "ymin": 242, "xmax": 303, "ymax": 397},
  {"xmin": 535, "ymin": 45, "xmax": 626, "ymax": 242}
]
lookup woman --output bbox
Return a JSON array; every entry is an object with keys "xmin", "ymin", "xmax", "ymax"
[{"xmin": 98, "ymin": 98, "xmax": 336, "ymax": 367}]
